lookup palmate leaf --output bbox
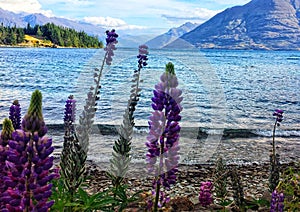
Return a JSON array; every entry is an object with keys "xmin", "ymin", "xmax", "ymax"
[
  {"xmin": 66, "ymin": 188, "xmax": 117, "ymax": 211},
  {"xmin": 111, "ymin": 184, "xmax": 143, "ymax": 212}
]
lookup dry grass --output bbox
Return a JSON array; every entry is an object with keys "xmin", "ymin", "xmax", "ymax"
[{"xmin": 20, "ymin": 35, "xmax": 54, "ymax": 47}]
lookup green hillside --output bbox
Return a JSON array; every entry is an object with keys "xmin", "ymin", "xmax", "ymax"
[{"xmin": 0, "ymin": 23, "xmax": 103, "ymax": 48}]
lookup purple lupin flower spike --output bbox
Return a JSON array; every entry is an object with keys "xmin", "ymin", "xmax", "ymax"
[
  {"xmin": 0, "ymin": 118, "xmax": 14, "ymax": 210},
  {"xmin": 137, "ymin": 44, "xmax": 148, "ymax": 69},
  {"xmin": 60, "ymin": 95, "xmax": 85, "ymax": 199},
  {"xmin": 146, "ymin": 62, "xmax": 183, "ymax": 211},
  {"xmin": 270, "ymin": 189, "xmax": 284, "ymax": 212},
  {"xmin": 74, "ymin": 30, "xmax": 118, "ymax": 192},
  {"xmin": 9, "ymin": 100, "xmax": 21, "ymax": 130},
  {"xmin": 270, "ymin": 109, "xmax": 284, "ymax": 191},
  {"xmin": 3, "ymin": 130, "xmax": 55, "ymax": 211},
  {"xmin": 273, "ymin": 109, "xmax": 284, "ymax": 125},
  {"xmin": 109, "ymin": 45, "xmax": 149, "ymax": 189},
  {"xmin": 1, "ymin": 90, "xmax": 56, "ymax": 211},
  {"xmin": 199, "ymin": 181, "xmax": 213, "ymax": 207},
  {"xmin": 64, "ymin": 95, "xmax": 76, "ymax": 135},
  {"xmin": 104, "ymin": 29, "xmax": 118, "ymax": 65},
  {"xmin": 64, "ymin": 95, "xmax": 76, "ymax": 123}
]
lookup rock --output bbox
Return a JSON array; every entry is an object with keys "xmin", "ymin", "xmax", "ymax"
[
  {"xmin": 84, "ymin": 161, "xmax": 300, "ymax": 211},
  {"xmin": 168, "ymin": 197, "xmax": 194, "ymax": 211}
]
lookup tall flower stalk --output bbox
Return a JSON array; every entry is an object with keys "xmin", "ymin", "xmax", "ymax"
[
  {"xmin": 269, "ymin": 109, "xmax": 283, "ymax": 191},
  {"xmin": 0, "ymin": 118, "xmax": 14, "ymax": 210},
  {"xmin": 213, "ymin": 157, "xmax": 228, "ymax": 199},
  {"xmin": 75, "ymin": 29, "xmax": 118, "ymax": 183},
  {"xmin": 59, "ymin": 95, "xmax": 82, "ymax": 202},
  {"xmin": 109, "ymin": 45, "xmax": 148, "ymax": 188},
  {"xmin": 1, "ymin": 90, "xmax": 56, "ymax": 211},
  {"xmin": 146, "ymin": 62, "xmax": 183, "ymax": 211},
  {"xmin": 76, "ymin": 29, "xmax": 118, "ymax": 153},
  {"xmin": 229, "ymin": 166, "xmax": 244, "ymax": 210}
]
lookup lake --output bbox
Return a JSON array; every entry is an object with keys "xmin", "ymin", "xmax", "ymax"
[{"xmin": 0, "ymin": 47, "xmax": 299, "ymax": 165}]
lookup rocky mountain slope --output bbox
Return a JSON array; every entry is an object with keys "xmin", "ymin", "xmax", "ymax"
[
  {"xmin": 169, "ymin": 0, "xmax": 300, "ymax": 50},
  {"xmin": 145, "ymin": 22, "xmax": 198, "ymax": 48}
]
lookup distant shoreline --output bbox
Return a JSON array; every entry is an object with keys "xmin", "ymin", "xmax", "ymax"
[
  {"xmin": 1, "ymin": 44, "xmax": 298, "ymax": 51},
  {"xmin": 0, "ymin": 44, "xmax": 102, "ymax": 49},
  {"xmin": 1, "ymin": 124, "xmax": 299, "ymax": 139}
]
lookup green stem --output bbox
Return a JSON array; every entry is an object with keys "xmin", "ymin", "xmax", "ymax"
[
  {"xmin": 129, "ymin": 68, "xmax": 141, "ymax": 120},
  {"xmin": 94, "ymin": 51, "xmax": 108, "ymax": 99},
  {"xmin": 272, "ymin": 120, "xmax": 277, "ymax": 163},
  {"xmin": 153, "ymin": 178, "xmax": 161, "ymax": 212},
  {"xmin": 25, "ymin": 134, "xmax": 34, "ymax": 212},
  {"xmin": 154, "ymin": 123, "xmax": 167, "ymax": 211},
  {"xmin": 154, "ymin": 141, "xmax": 164, "ymax": 212},
  {"xmin": 154, "ymin": 71, "xmax": 172, "ymax": 211}
]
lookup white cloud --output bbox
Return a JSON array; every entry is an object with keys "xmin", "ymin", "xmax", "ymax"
[
  {"xmin": 0, "ymin": 0, "xmax": 251, "ymax": 34},
  {"xmin": 0, "ymin": 0, "xmax": 53, "ymax": 16},
  {"xmin": 39, "ymin": 0, "xmax": 93, "ymax": 5},
  {"xmin": 83, "ymin": 16, "xmax": 127, "ymax": 27},
  {"xmin": 212, "ymin": 0, "xmax": 251, "ymax": 6},
  {"xmin": 162, "ymin": 7, "xmax": 221, "ymax": 25},
  {"xmin": 83, "ymin": 16, "xmax": 147, "ymax": 30},
  {"xmin": 62, "ymin": 0, "xmax": 94, "ymax": 6}
]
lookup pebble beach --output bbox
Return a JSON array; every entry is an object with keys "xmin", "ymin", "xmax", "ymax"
[{"xmin": 75, "ymin": 132, "xmax": 300, "ymax": 212}]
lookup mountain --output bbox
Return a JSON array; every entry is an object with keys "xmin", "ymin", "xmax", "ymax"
[
  {"xmin": 0, "ymin": 8, "xmax": 107, "ymax": 39},
  {"xmin": 145, "ymin": 22, "xmax": 198, "ymax": 48},
  {"xmin": 168, "ymin": 0, "xmax": 300, "ymax": 50},
  {"xmin": 0, "ymin": 8, "xmax": 25, "ymax": 26},
  {"xmin": 118, "ymin": 34, "xmax": 156, "ymax": 48},
  {"xmin": 0, "ymin": 8, "xmax": 151, "ymax": 47}
]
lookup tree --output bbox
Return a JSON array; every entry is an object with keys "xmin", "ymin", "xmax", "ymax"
[
  {"xmin": 16, "ymin": 28, "xmax": 25, "ymax": 43},
  {"xmin": 36, "ymin": 25, "xmax": 43, "ymax": 37}
]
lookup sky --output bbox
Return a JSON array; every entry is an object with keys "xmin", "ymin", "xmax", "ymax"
[{"xmin": 0, "ymin": 0, "xmax": 252, "ymax": 34}]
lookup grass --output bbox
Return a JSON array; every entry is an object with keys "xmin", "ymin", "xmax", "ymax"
[{"xmin": 20, "ymin": 35, "xmax": 54, "ymax": 47}]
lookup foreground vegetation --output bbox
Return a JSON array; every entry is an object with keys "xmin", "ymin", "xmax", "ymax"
[
  {"xmin": 0, "ymin": 23, "xmax": 103, "ymax": 48},
  {"xmin": 0, "ymin": 30, "xmax": 299, "ymax": 211}
]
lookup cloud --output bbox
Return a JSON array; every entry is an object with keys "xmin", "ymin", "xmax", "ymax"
[
  {"xmin": 83, "ymin": 16, "xmax": 147, "ymax": 30},
  {"xmin": 0, "ymin": 0, "xmax": 251, "ymax": 35},
  {"xmin": 0, "ymin": 0, "xmax": 53, "ymax": 16},
  {"xmin": 162, "ymin": 7, "xmax": 221, "ymax": 25},
  {"xmin": 83, "ymin": 16, "xmax": 126, "ymax": 27},
  {"xmin": 67, "ymin": 0, "xmax": 93, "ymax": 5},
  {"xmin": 51, "ymin": 0, "xmax": 94, "ymax": 6},
  {"xmin": 212, "ymin": 0, "xmax": 251, "ymax": 6}
]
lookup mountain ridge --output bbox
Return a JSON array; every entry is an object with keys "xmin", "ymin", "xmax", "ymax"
[
  {"xmin": 0, "ymin": 8, "xmax": 151, "ymax": 47},
  {"xmin": 145, "ymin": 22, "xmax": 198, "ymax": 48},
  {"xmin": 0, "ymin": 8, "xmax": 106, "ymax": 38},
  {"xmin": 167, "ymin": 0, "xmax": 300, "ymax": 50}
]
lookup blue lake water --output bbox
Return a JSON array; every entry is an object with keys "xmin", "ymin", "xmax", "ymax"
[{"xmin": 0, "ymin": 47, "xmax": 299, "ymax": 137}]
